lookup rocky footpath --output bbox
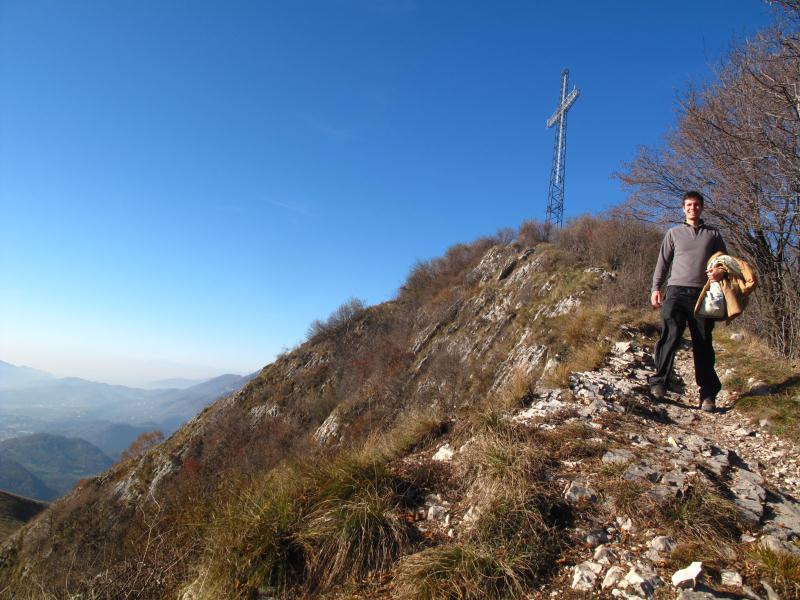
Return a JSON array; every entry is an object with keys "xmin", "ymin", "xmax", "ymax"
[{"xmin": 417, "ymin": 338, "xmax": 800, "ymax": 599}]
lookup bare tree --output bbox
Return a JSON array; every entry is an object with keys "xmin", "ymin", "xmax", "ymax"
[{"xmin": 617, "ymin": 6, "xmax": 800, "ymax": 356}]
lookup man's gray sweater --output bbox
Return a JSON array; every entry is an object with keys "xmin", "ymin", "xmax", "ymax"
[{"xmin": 651, "ymin": 222, "xmax": 727, "ymax": 291}]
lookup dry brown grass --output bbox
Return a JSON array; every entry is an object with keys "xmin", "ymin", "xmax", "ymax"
[
  {"xmin": 543, "ymin": 340, "xmax": 610, "ymax": 388},
  {"xmin": 190, "ymin": 424, "xmax": 441, "ymax": 600},
  {"xmin": 389, "ymin": 417, "xmax": 606, "ymax": 600},
  {"xmin": 716, "ymin": 332, "xmax": 800, "ymax": 441},
  {"xmin": 599, "ymin": 474, "xmax": 744, "ymax": 575},
  {"xmin": 392, "ymin": 489, "xmax": 562, "ymax": 600}
]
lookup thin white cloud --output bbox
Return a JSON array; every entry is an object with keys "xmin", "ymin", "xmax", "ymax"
[{"xmin": 267, "ymin": 199, "xmax": 316, "ymax": 218}]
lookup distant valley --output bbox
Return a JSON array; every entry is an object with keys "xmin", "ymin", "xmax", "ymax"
[
  {"xmin": 0, "ymin": 360, "xmax": 255, "ymax": 445},
  {"xmin": 0, "ymin": 361, "xmax": 256, "ymax": 500}
]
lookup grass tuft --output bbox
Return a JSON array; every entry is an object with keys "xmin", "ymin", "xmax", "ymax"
[
  {"xmin": 393, "ymin": 543, "xmax": 514, "ymax": 600},
  {"xmin": 749, "ymin": 546, "xmax": 800, "ymax": 598},
  {"xmin": 296, "ymin": 454, "xmax": 416, "ymax": 590},
  {"xmin": 393, "ymin": 489, "xmax": 561, "ymax": 600},
  {"xmin": 656, "ymin": 482, "xmax": 742, "ymax": 542},
  {"xmin": 600, "ymin": 477, "xmax": 742, "ymax": 572},
  {"xmin": 543, "ymin": 340, "xmax": 610, "ymax": 388},
  {"xmin": 196, "ymin": 445, "xmax": 423, "ymax": 598},
  {"xmin": 203, "ymin": 471, "xmax": 307, "ymax": 597}
]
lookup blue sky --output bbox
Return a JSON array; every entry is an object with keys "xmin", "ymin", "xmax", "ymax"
[{"xmin": 0, "ymin": 1, "xmax": 774, "ymax": 385}]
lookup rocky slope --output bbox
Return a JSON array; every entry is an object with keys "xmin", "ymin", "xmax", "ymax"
[{"xmin": 0, "ymin": 239, "xmax": 798, "ymax": 599}]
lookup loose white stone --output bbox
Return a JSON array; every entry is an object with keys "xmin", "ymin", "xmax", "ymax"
[
  {"xmin": 761, "ymin": 579, "xmax": 781, "ymax": 600},
  {"xmin": 432, "ymin": 444, "xmax": 454, "ymax": 462},
  {"xmin": 623, "ymin": 568, "xmax": 646, "ymax": 586},
  {"xmin": 427, "ymin": 505, "xmax": 448, "ymax": 521},
  {"xmin": 720, "ymin": 570, "xmax": 742, "ymax": 587},
  {"xmin": 571, "ymin": 561, "xmax": 603, "ymax": 591},
  {"xmin": 462, "ymin": 505, "xmax": 480, "ymax": 524},
  {"xmin": 602, "ymin": 565, "xmax": 626, "ymax": 589},
  {"xmin": 586, "ymin": 529, "xmax": 608, "ymax": 547},
  {"xmin": 614, "ymin": 341, "xmax": 633, "ymax": 354},
  {"xmin": 593, "ymin": 544, "xmax": 619, "ymax": 565},
  {"xmin": 648, "ymin": 535, "xmax": 677, "ymax": 553},
  {"xmin": 616, "ymin": 516, "xmax": 634, "ymax": 531},
  {"xmin": 563, "ymin": 481, "xmax": 597, "ymax": 503},
  {"xmin": 671, "ymin": 561, "xmax": 703, "ymax": 589},
  {"xmin": 602, "ymin": 449, "xmax": 635, "ymax": 464}
]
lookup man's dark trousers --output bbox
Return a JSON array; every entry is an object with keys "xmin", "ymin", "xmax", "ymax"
[{"xmin": 650, "ymin": 286, "xmax": 721, "ymax": 399}]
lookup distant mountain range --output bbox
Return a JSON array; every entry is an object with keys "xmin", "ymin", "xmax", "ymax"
[
  {"xmin": 143, "ymin": 377, "xmax": 205, "ymax": 390},
  {"xmin": 48, "ymin": 421, "xmax": 162, "ymax": 459},
  {"xmin": 0, "ymin": 361, "xmax": 257, "ymax": 464},
  {"xmin": 0, "ymin": 360, "xmax": 255, "ymax": 433},
  {"xmin": 0, "ymin": 361, "xmax": 54, "ymax": 389}
]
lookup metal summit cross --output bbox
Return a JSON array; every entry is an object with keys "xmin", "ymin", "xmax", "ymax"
[{"xmin": 545, "ymin": 69, "xmax": 579, "ymax": 229}]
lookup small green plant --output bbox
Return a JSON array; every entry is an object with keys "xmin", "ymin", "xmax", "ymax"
[
  {"xmin": 605, "ymin": 478, "xmax": 649, "ymax": 519},
  {"xmin": 749, "ymin": 546, "xmax": 800, "ymax": 598}
]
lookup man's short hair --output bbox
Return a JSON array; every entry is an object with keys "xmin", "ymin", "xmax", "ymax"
[{"xmin": 683, "ymin": 190, "xmax": 704, "ymax": 207}]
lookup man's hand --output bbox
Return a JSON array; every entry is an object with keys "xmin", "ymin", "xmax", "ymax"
[
  {"xmin": 707, "ymin": 264, "xmax": 726, "ymax": 282},
  {"xmin": 650, "ymin": 290, "xmax": 662, "ymax": 308}
]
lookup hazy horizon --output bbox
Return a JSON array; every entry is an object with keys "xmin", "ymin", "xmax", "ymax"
[{"xmin": 0, "ymin": 354, "xmax": 247, "ymax": 389}]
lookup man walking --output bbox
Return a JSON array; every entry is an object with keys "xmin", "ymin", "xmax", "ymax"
[{"xmin": 649, "ymin": 191, "xmax": 727, "ymax": 412}]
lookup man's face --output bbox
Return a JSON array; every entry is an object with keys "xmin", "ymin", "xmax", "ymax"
[{"xmin": 683, "ymin": 198, "xmax": 703, "ymax": 222}]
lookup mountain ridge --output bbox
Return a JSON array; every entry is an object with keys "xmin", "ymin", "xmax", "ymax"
[
  {"xmin": 1, "ymin": 232, "xmax": 798, "ymax": 599},
  {"xmin": 0, "ymin": 368, "xmax": 255, "ymax": 444}
]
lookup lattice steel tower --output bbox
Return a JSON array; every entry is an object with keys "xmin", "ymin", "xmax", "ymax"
[{"xmin": 545, "ymin": 69, "xmax": 579, "ymax": 228}]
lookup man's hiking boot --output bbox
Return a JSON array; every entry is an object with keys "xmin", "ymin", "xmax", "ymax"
[
  {"xmin": 700, "ymin": 396, "xmax": 716, "ymax": 413},
  {"xmin": 650, "ymin": 385, "xmax": 666, "ymax": 401}
]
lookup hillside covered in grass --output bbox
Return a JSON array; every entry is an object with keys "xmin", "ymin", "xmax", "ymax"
[
  {"xmin": 0, "ymin": 433, "xmax": 113, "ymax": 500},
  {"xmin": 1, "ymin": 218, "xmax": 798, "ymax": 599}
]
